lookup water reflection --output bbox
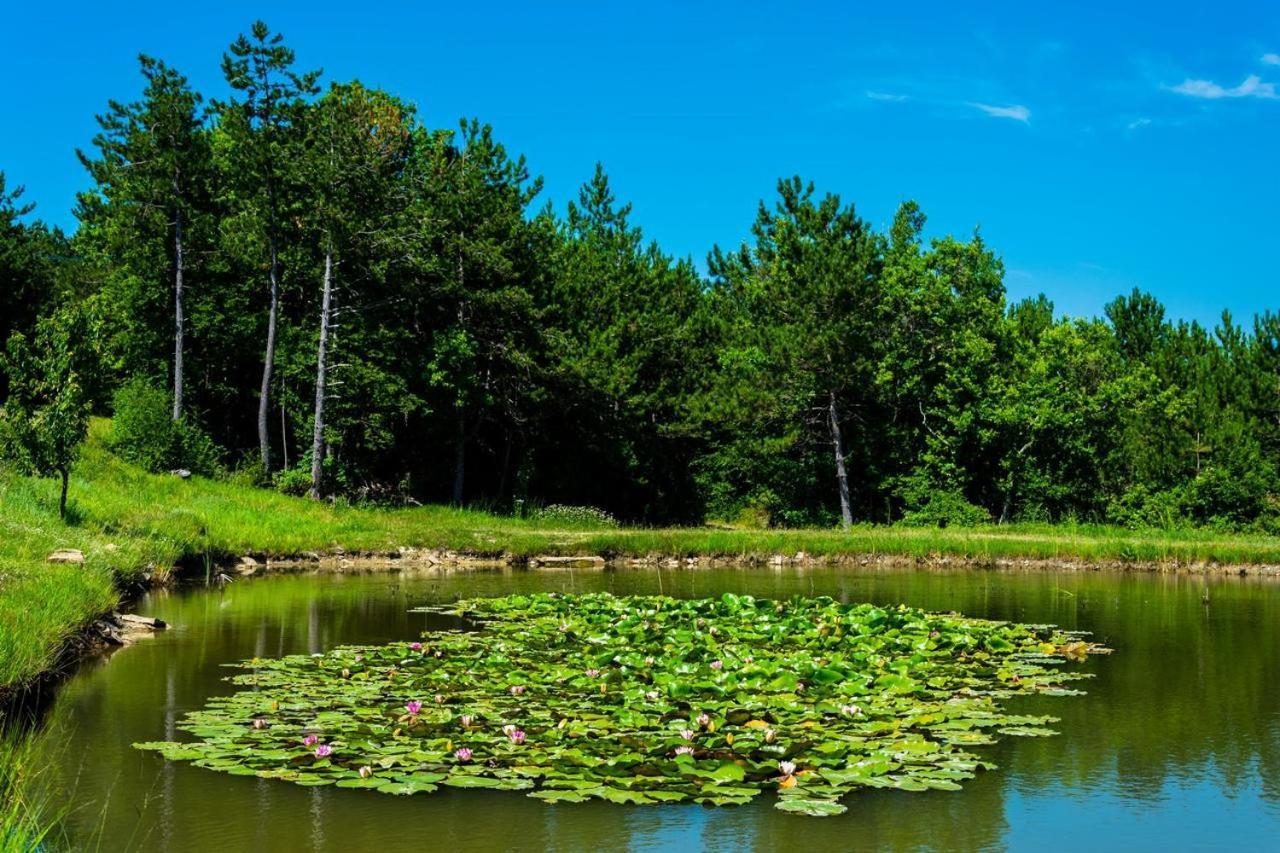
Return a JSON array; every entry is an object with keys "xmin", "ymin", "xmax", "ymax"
[{"xmin": 23, "ymin": 566, "xmax": 1280, "ymax": 851}]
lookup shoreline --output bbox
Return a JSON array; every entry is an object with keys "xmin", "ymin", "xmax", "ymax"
[{"xmin": 5, "ymin": 543, "xmax": 1279, "ymax": 713}]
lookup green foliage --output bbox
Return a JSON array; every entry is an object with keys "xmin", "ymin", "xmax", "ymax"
[
  {"xmin": 0, "ymin": 307, "xmax": 95, "ymax": 517},
  {"xmin": 109, "ymin": 379, "xmax": 220, "ymax": 476},
  {"xmin": 136, "ymin": 592, "xmax": 1100, "ymax": 815},
  {"xmin": 273, "ymin": 465, "xmax": 313, "ymax": 497},
  {"xmin": 8, "ymin": 21, "xmax": 1280, "ymax": 530},
  {"xmin": 529, "ymin": 503, "xmax": 619, "ymax": 528},
  {"xmin": 899, "ymin": 489, "xmax": 992, "ymax": 528}
]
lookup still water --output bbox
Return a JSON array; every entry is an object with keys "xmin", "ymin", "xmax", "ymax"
[{"xmin": 25, "ymin": 565, "xmax": 1280, "ymax": 851}]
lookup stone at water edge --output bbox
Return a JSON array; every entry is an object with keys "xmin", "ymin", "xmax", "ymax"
[{"xmin": 47, "ymin": 548, "xmax": 85, "ymax": 564}]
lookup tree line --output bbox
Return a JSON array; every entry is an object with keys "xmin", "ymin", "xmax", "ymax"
[{"xmin": 3, "ymin": 20, "xmax": 1279, "ymax": 530}]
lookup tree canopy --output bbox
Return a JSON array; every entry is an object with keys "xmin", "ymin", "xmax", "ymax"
[{"xmin": 4, "ymin": 21, "xmax": 1280, "ymax": 532}]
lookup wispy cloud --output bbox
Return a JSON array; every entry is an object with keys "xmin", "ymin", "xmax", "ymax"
[
  {"xmin": 971, "ymin": 102, "xmax": 1031, "ymax": 122},
  {"xmin": 1263, "ymin": 53, "xmax": 1280, "ymax": 66},
  {"xmin": 1169, "ymin": 74, "xmax": 1276, "ymax": 100},
  {"xmin": 1126, "ymin": 117, "xmax": 1152, "ymax": 131},
  {"xmin": 865, "ymin": 91, "xmax": 908, "ymax": 102}
]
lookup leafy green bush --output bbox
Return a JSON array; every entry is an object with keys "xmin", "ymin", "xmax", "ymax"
[
  {"xmin": 530, "ymin": 503, "xmax": 619, "ymax": 528},
  {"xmin": 273, "ymin": 466, "xmax": 313, "ymax": 497},
  {"xmin": 1106, "ymin": 484, "xmax": 1186, "ymax": 529},
  {"xmin": 109, "ymin": 379, "xmax": 221, "ymax": 475},
  {"xmin": 898, "ymin": 489, "xmax": 991, "ymax": 528}
]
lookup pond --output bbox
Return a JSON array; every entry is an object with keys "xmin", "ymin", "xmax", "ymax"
[{"xmin": 22, "ymin": 565, "xmax": 1280, "ymax": 851}]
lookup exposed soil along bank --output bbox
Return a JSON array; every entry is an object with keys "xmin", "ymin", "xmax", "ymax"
[{"xmin": 252, "ymin": 547, "xmax": 1280, "ymax": 578}]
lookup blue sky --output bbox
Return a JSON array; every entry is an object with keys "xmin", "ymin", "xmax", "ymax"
[{"xmin": 3, "ymin": 1, "xmax": 1278, "ymax": 324}]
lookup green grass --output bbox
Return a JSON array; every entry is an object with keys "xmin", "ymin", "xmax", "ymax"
[{"xmin": 4, "ymin": 417, "xmax": 1280, "ymax": 695}]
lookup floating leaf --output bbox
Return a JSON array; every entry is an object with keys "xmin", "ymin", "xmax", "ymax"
[{"xmin": 134, "ymin": 592, "xmax": 1102, "ymax": 816}]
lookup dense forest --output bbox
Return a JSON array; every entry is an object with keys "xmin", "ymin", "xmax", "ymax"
[{"xmin": 3, "ymin": 21, "xmax": 1279, "ymax": 530}]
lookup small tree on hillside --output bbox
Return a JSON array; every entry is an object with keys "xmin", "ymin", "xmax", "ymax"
[{"xmin": 0, "ymin": 308, "xmax": 95, "ymax": 518}]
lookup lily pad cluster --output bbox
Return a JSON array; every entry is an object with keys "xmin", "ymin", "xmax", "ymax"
[{"xmin": 136, "ymin": 592, "xmax": 1103, "ymax": 816}]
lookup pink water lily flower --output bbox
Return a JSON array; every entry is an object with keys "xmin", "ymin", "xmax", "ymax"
[
  {"xmin": 252, "ymin": 718, "xmax": 269, "ymax": 730},
  {"xmin": 509, "ymin": 685, "xmax": 526, "ymax": 696},
  {"xmin": 585, "ymin": 668, "xmax": 601, "ymax": 678},
  {"xmin": 674, "ymin": 745, "xmax": 695, "ymax": 756},
  {"xmin": 302, "ymin": 734, "xmax": 319, "ymax": 747},
  {"xmin": 841, "ymin": 703, "xmax": 862, "ymax": 717},
  {"xmin": 405, "ymin": 700, "xmax": 422, "ymax": 715},
  {"xmin": 314, "ymin": 744, "xmax": 333, "ymax": 758},
  {"xmin": 454, "ymin": 747, "xmax": 473, "ymax": 762},
  {"xmin": 709, "ymin": 660, "xmax": 723, "ymax": 671},
  {"xmin": 508, "ymin": 729, "xmax": 527, "ymax": 745},
  {"xmin": 460, "ymin": 714, "xmax": 475, "ymax": 727},
  {"xmin": 408, "ymin": 642, "xmax": 423, "ymax": 652},
  {"xmin": 680, "ymin": 729, "xmax": 696, "ymax": 741},
  {"xmin": 696, "ymin": 713, "xmax": 711, "ymax": 728}
]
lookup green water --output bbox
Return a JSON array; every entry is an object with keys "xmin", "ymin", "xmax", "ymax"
[{"xmin": 23, "ymin": 566, "xmax": 1280, "ymax": 851}]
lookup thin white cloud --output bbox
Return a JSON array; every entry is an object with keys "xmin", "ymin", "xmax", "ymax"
[
  {"xmin": 1127, "ymin": 117, "xmax": 1152, "ymax": 131},
  {"xmin": 1263, "ymin": 53, "xmax": 1280, "ymax": 66},
  {"xmin": 1169, "ymin": 74, "xmax": 1277, "ymax": 99},
  {"xmin": 971, "ymin": 102, "xmax": 1031, "ymax": 122},
  {"xmin": 865, "ymin": 91, "xmax": 909, "ymax": 102}
]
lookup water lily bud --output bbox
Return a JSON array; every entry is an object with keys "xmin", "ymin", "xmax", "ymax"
[
  {"xmin": 764, "ymin": 729, "xmax": 777, "ymax": 744},
  {"xmin": 252, "ymin": 718, "xmax": 269, "ymax": 730},
  {"xmin": 358, "ymin": 765, "xmax": 373, "ymax": 779}
]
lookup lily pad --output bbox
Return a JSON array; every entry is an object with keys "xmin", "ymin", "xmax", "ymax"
[{"xmin": 135, "ymin": 592, "xmax": 1103, "ymax": 816}]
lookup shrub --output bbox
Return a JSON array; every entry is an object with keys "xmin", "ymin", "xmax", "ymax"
[
  {"xmin": 1106, "ymin": 484, "xmax": 1186, "ymax": 529},
  {"xmin": 273, "ymin": 466, "xmax": 313, "ymax": 497},
  {"xmin": 110, "ymin": 379, "xmax": 221, "ymax": 476},
  {"xmin": 898, "ymin": 489, "xmax": 991, "ymax": 528},
  {"xmin": 530, "ymin": 503, "xmax": 619, "ymax": 528}
]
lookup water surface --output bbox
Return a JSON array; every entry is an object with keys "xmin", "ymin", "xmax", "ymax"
[{"xmin": 27, "ymin": 565, "xmax": 1280, "ymax": 851}]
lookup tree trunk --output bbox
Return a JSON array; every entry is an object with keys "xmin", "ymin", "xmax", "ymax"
[
  {"xmin": 257, "ymin": 237, "xmax": 280, "ymax": 473},
  {"xmin": 828, "ymin": 390, "xmax": 853, "ymax": 531},
  {"xmin": 172, "ymin": 209, "xmax": 185, "ymax": 422},
  {"xmin": 308, "ymin": 247, "xmax": 334, "ymax": 500},
  {"xmin": 58, "ymin": 468, "xmax": 69, "ymax": 520},
  {"xmin": 1000, "ymin": 438, "xmax": 1035, "ymax": 525},
  {"xmin": 452, "ymin": 406, "xmax": 466, "ymax": 505}
]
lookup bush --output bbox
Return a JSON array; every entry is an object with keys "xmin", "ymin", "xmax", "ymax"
[
  {"xmin": 530, "ymin": 503, "xmax": 619, "ymax": 528},
  {"xmin": 273, "ymin": 466, "xmax": 313, "ymax": 497},
  {"xmin": 110, "ymin": 379, "xmax": 221, "ymax": 476},
  {"xmin": 1106, "ymin": 484, "xmax": 1186, "ymax": 529},
  {"xmin": 898, "ymin": 489, "xmax": 991, "ymax": 528}
]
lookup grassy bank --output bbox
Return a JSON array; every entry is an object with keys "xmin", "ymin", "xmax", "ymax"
[{"xmin": 5, "ymin": 418, "xmax": 1280, "ymax": 695}]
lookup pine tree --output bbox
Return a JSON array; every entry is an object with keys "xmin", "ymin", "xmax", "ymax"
[
  {"xmin": 216, "ymin": 20, "xmax": 320, "ymax": 474},
  {"xmin": 77, "ymin": 55, "xmax": 210, "ymax": 421}
]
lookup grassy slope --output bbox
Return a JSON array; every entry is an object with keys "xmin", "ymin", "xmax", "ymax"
[{"xmin": 4, "ymin": 417, "xmax": 1280, "ymax": 692}]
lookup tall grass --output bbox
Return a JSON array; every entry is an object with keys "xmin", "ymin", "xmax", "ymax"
[
  {"xmin": 4, "ymin": 417, "xmax": 1280, "ymax": 694},
  {"xmin": 0, "ymin": 730, "xmax": 60, "ymax": 852}
]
